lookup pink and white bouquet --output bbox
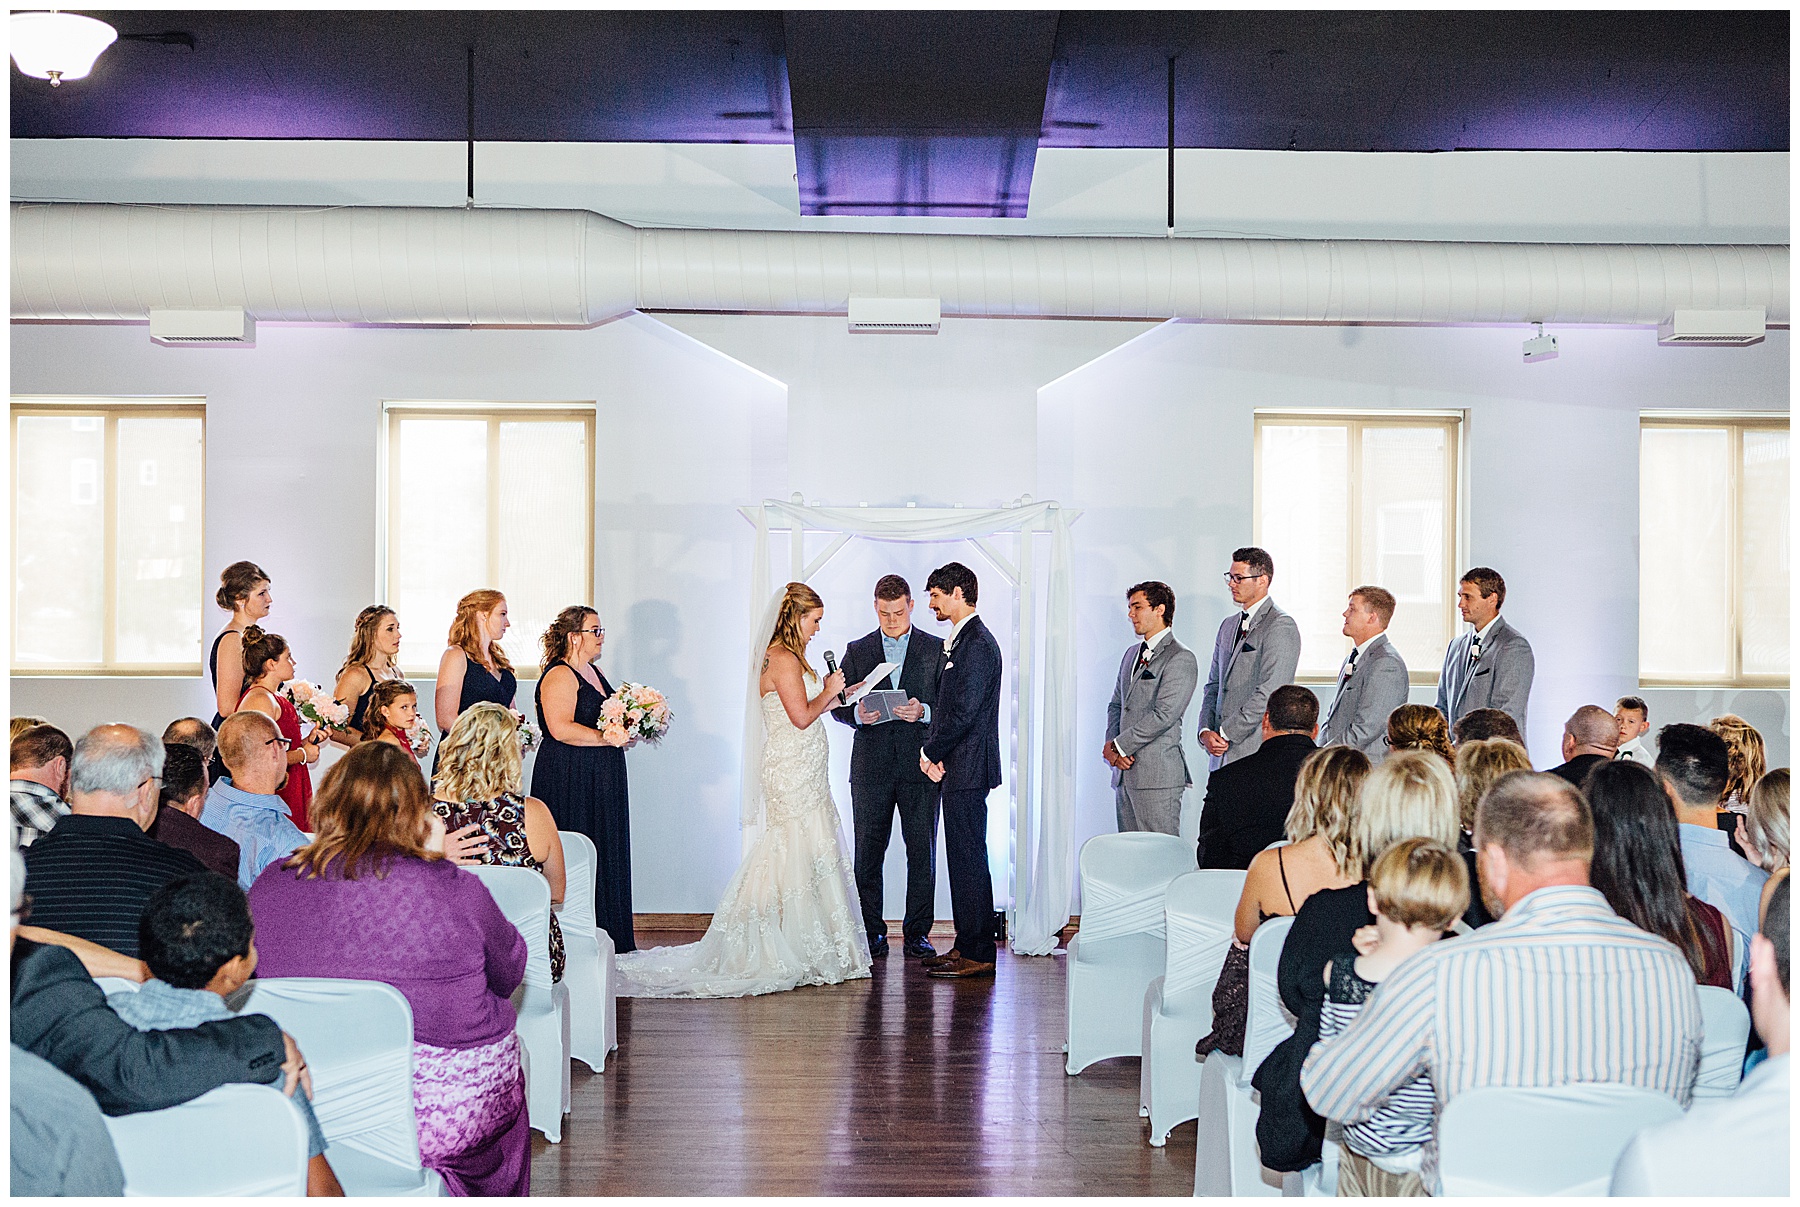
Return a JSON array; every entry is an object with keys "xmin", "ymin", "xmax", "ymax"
[
  {"xmin": 509, "ymin": 707, "xmax": 542, "ymax": 754},
  {"xmin": 283, "ymin": 680, "xmax": 349, "ymax": 733},
  {"xmin": 599, "ymin": 683, "xmax": 672, "ymax": 747},
  {"xmin": 404, "ymin": 717, "xmax": 434, "ymax": 759}
]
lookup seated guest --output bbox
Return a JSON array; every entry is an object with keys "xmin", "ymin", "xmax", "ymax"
[
  {"xmin": 11, "ymin": 828, "xmax": 312, "ymax": 1122},
  {"xmin": 161, "ymin": 717, "xmax": 219, "ymax": 772},
  {"xmin": 110, "ymin": 872, "xmax": 342, "ymax": 1196},
  {"xmin": 1451, "ymin": 738, "xmax": 1533, "ymax": 928},
  {"xmin": 1614, "ymin": 696, "xmax": 1653, "ymax": 762},
  {"xmin": 9, "ymin": 822, "xmax": 125, "ymax": 1197},
  {"xmin": 1586, "ymin": 760, "xmax": 1732, "ymax": 989},
  {"xmin": 1198, "ymin": 746, "xmax": 1369, "ymax": 1058},
  {"xmin": 433, "ymin": 703, "xmax": 563, "ymax": 982},
  {"xmin": 11, "ymin": 722, "xmax": 73, "ymax": 847},
  {"xmin": 1385, "ymin": 704, "xmax": 1454, "ymax": 764},
  {"xmin": 148, "ymin": 741, "xmax": 240, "ymax": 880},
  {"xmin": 1611, "ymin": 876, "xmax": 1790, "ymax": 1196},
  {"xmin": 1739, "ymin": 768, "xmax": 1790, "ymax": 926},
  {"xmin": 1547, "ymin": 704, "xmax": 1618, "ymax": 785},
  {"xmin": 1251, "ymin": 750, "xmax": 1462, "ymax": 1173},
  {"xmin": 1710, "ymin": 713, "xmax": 1768, "ymax": 809},
  {"xmin": 202, "ymin": 711, "xmax": 309, "ymax": 891},
  {"xmin": 1450, "ymin": 706, "xmax": 1525, "ymax": 749},
  {"xmin": 249, "ymin": 743, "xmax": 530, "ymax": 1197},
  {"xmin": 1658, "ymin": 723, "xmax": 1766, "ymax": 985},
  {"xmin": 11, "ymin": 715, "xmax": 48, "ymax": 743},
  {"xmin": 1198, "ymin": 684, "xmax": 1319, "ymax": 870},
  {"xmin": 1302, "ymin": 771, "xmax": 1702, "ymax": 1195},
  {"xmin": 23, "ymin": 725, "xmax": 205, "ymax": 956},
  {"xmin": 1317, "ymin": 838, "xmax": 1469, "ymax": 1196}
]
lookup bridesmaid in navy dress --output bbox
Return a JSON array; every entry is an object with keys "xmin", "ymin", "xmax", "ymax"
[
  {"xmin": 207, "ymin": 560, "xmax": 272, "ymax": 780},
  {"xmin": 432, "ymin": 590, "xmax": 518, "ymax": 774},
  {"xmin": 532, "ymin": 606, "xmax": 636, "ymax": 952}
]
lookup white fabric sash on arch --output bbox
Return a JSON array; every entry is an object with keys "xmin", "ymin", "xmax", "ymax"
[{"xmin": 739, "ymin": 498, "xmax": 1078, "ymax": 956}]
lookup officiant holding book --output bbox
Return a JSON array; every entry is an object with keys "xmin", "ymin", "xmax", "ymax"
[{"xmin": 830, "ymin": 574, "xmax": 943, "ymax": 959}]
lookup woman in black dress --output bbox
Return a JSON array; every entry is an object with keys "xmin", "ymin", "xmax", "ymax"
[
  {"xmin": 431, "ymin": 590, "xmax": 518, "ymax": 773},
  {"xmin": 532, "ymin": 605, "xmax": 636, "ymax": 952},
  {"xmin": 207, "ymin": 560, "xmax": 272, "ymax": 779},
  {"xmin": 332, "ymin": 604, "xmax": 404, "ymax": 747}
]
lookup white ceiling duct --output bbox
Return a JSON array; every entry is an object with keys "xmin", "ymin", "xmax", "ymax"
[{"xmin": 10, "ymin": 202, "xmax": 1789, "ymax": 328}]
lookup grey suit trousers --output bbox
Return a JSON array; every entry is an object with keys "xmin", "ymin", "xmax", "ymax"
[{"xmin": 1116, "ymin": 784, "xmax": 1185, "ymax": 836}]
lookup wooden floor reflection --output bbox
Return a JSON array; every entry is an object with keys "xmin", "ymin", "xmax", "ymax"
[{"xmin": 528, "ymin": 933, "xmax": 1198, "ymax": 1195}]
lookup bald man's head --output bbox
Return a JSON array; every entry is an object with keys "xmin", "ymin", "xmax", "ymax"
[
  {"xmin": 1564, "ymin": 705, "xmax": 1621, "ymax": 758},
  {"xmin": 217, "ymin": 710, "xmax": 284, "ymax": 794}
]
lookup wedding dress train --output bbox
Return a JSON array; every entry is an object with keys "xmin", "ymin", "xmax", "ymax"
[{"xmin": 615, "ymin": 677, "xmax": 872, "ymax": 998}]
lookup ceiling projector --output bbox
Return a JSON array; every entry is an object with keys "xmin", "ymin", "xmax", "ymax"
[{"xmin": 1522, "ymin": 323, "xmax": 1558, "ymax": 364}]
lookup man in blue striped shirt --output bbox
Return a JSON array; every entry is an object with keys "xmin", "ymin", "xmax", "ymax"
[{"xmin": 1302, "ymin": 772, "xmax": 1701, "ymax": 1194}]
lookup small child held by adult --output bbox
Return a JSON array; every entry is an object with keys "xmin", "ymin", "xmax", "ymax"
[
  {"xmin": 108, "ymin": 872, "xmax": 344, "ymax": 1196},
  {"xmin": 1317, "ymin": 837, "xmax": 1470, "ymax": 1197}
]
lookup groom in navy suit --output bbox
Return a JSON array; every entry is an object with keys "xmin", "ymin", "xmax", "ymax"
[{"xmin": 918, "ymin": 561, "xmax": 1003, "ymax": 980}]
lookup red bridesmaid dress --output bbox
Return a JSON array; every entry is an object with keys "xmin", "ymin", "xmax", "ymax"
[{"xmin": 243, "ymin": 687, "xmax": 312, "ymax": 831}]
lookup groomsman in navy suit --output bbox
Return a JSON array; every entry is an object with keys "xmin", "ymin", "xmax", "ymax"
[
  {"xmin": 830, "ymin": 574, "xmax": 943, "ymax": 959},
  {"xmin": 917, "ymin": 562, "xmax": 1003, "ymax": 981}
]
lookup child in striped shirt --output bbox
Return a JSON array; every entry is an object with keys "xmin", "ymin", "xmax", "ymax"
[{"xmin": 1318, "ymin": 837, "xmax": 1470, "ymax": 1196}]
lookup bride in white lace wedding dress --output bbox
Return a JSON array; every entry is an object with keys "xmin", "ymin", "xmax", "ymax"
[{"xmin": 616, "ymin": 582, "xmax": 873, "ymax": 998}]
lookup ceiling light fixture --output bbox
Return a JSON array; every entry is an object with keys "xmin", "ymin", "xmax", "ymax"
[{"xmin": 10, "ymin": 10, "xmax": 118, "ymax": 87}]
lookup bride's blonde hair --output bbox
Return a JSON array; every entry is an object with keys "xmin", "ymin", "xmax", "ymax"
[{"xmin": 769, "ymin": 582, "xmax": 824, "ymax": 678}]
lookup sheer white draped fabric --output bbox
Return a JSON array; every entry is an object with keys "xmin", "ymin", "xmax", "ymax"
[
  {"xmin": 740, "ymin": 500, "xmax": 1077, "ymax": 956},
  {"xmin": 617, "ymin": 650, "xmax": 872, "ymax": 998}
]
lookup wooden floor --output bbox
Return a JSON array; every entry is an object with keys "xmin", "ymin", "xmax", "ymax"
[{"xmin": 528, "ymin": 932, "xmax": 1199, "ymax": 1196}]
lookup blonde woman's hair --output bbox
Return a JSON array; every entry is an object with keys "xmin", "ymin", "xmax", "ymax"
[
  {"xmin": 770, "ymin": 582, "xmax": 824, "ymax": 679},
  {"xmin": 1386, "ymin": 704, "xmax": 1454, "ymax": 764},
  {"xmin": 1454, "ymin": 738, "xmax": 1534, "ymax": 831},
  {"xmin": 9, "ymin": 716, "xmax": 47, "ymax": 743},
  {"xmin": 435, "ymin": 702, "xmax": 525, "ymax": 803},
  {"xmin": 1349, "ymin": 749, "xmax": 1461, "ymax": 877},
  {"xmin": 287, "ymin": 743, "xmax": 439, "ymax": 881},
  {"xmin": 1710, "ymin": 714, "xmax": 1767, "ymax": 804},
  {"xmin": 1286, "ymin": 746, "xmax": 1371, "ymax": 877},
  {"xmin": 1747, "ymin": 767, "xmax": 1790, "ymax": 870},
  {"xmin": 340, "ymin": 605, "xmax": 396, "ymax": 675},
  {"xmin": 1368, "ymin": 837, "xmax": 1470, "ymax": 931},
  {"xmin": 447, "ymin": 589, "xmax": 512, "ymax": 673}
]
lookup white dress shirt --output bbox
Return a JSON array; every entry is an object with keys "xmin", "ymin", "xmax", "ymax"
[{"xmin": 946, "ymin": 611, "xmax": 978, "ymax": 652}]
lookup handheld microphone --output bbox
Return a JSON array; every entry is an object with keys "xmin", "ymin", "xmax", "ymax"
[{"xmin": 823, "ymin": 650, "xmax": 847, "ymax": 703}]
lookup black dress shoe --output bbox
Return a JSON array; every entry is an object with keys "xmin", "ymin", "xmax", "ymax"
[
  {"xmin": 868, "ymin": 935, "xmax": 890, "ymax": 957},
  {"xmin": 903, "ymin": 936, "xmax": 937, "ymax": 960}
]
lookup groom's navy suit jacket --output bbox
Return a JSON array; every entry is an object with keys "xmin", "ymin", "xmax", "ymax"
[
  {"xmin": 829, "ymin": 627, "xmax": 943, "ymax": 785},
  {"xmin": 921, "ymin": 615, "xmax": 1003, "ymax": 793}
]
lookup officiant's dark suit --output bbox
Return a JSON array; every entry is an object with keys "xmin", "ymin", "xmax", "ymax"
[
  {"xmin": 921, "ymin": 612, "xmax": 1003, "ymax": 967},
  {"xmin": 830, "ymin": 622, "xmax": 943, "ymax": 952}
]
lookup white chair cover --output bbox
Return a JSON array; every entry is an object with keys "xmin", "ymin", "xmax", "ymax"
[
  {"xmin": 556, "ymin": 829, "xmax": 618, "ymax": 1073},
  {"xmin": 1193, "ymin": 914, "xmax": 1297, "ymax": 1197},
  {"xmin": 1140, "ymin": 869, "xmax": 1246, "ymax": 1146},
  {"xmin": 233, "ymin": 976, "xmax": 443, "ymax": 1196},
  {"xmin": 1437, "ymin": 1083, "xmax": 1685, "ymax": 1196},
  {"xmin": 470, "ymin": 864, "xmax": 571, "ymax": 1143},
  {"xmin": 104, "ymin": 1083, "xmax": 309, "ymax": 1196},
  {"xmin": 1692, "ymin": 984, "xmax": 1751, "ymax": 1100},
  {"xmin": 1065, "ymin": 832, "xmax": 1196, "ymax": 1076},
  {"xmin": 1241, "ymin": 914, "xmax": 1297, "ymax": 1085}
]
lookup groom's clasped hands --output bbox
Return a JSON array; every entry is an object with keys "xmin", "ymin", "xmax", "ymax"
[{"xmin": 919, "ymin": 749, "xmax": 946, "ymax": 783}]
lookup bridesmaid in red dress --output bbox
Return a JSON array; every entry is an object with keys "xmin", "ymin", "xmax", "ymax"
[{"xmin": 237, "ymin": 625, "xmax": 330, "ymax": 830}]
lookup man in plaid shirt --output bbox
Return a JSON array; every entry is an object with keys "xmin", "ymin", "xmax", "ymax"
[{"xmin": 11, "ymin": 724, "xmax": 72, "ymax": 847}]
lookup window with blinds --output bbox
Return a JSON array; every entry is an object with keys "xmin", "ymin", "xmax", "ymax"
[
  {"xmin": 1254, "ymin": 412, "xmax": 1463, "ymax": 683},
  {"xmin": 1639, "ymin": 415, "xmax": 1789, "ymax": 686},
  {"xmin": 12, "ymin": 398, "xmax": 206, "ymax": 674},
  {"xmin": 385, "ymin": 404, "xmax": 596, "ymax": 677}
]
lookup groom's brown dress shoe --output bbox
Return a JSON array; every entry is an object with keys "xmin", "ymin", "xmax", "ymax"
[
  {"xmin": 920, "ymin": 948, "xmax": 961, "ymax": 970},
  {"xmin": 925, "ymin": 956, "xmax": 996, "ymax": 979}
]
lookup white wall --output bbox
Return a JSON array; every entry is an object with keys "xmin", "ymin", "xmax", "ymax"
[{"xmin": 11, "ymin": 315, "xmax": 1789, "ymax": 915}]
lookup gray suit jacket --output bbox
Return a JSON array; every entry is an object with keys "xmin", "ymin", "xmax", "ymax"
[
  {"xmin": 1435, "ymin": 616, "xmax": 1535, "ymax": 735},
  {"xmin": 1198, "ymin": 600, "xmax": 1303, "ymax": 767},
  {"xmin": 1105, "ymin": 633, "xmax": 1200, "ymax": 790},
  {"xmin": 1318, "ymin": 633, "xmax": 1410, "ymax": 761}
]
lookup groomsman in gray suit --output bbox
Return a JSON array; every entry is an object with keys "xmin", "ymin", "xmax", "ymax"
[
  {"xmin": 1104, "ymin": 581, "xmax": 1201, "ymax": 835},
  {"xmin": 1435, "ymin": 566, "xmax": 1535, "ymax": 737},
  {"xmin": 1319, "ymin": 586, "xmax": 1410, "ymax": 761},
  {"xmin": 1198, "ymin": 547, "xmax": 1303, "ymax": 769}
]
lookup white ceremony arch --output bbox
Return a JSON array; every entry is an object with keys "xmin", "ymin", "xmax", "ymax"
[{"xmin": 738, "ymin": 497, "xmax": 1079, "ymax": 956}]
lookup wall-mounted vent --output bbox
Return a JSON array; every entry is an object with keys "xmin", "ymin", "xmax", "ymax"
[
  {"xmin": 848, "ymin": 296, "xmax": 940, "ymax": 334},
  {"xmin": 1657, "ymin": 308, "xmax": 1766, "ymax": 346},
  {"xmin": 149, "ymin": 307, "xmax": 255, "ymax": 346}
]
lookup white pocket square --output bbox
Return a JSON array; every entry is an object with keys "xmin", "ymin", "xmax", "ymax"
[{"xmin": 944, "ymin": 661, "xmax": 954, "ymax": 670}]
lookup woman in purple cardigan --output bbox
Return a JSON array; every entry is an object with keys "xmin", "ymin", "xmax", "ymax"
[{"xmin": 249, "ymin": 742, "xmax": 529, "ymax": 1197}]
